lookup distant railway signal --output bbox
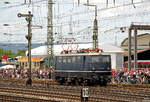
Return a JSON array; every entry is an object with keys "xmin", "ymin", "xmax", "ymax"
[{"xmin": 17, "ymin": 13, "xmax": 33, "ymax": 18}]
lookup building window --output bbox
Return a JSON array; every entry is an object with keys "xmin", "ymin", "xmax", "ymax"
[
  {"xmin": 22, "ymin": 62, "xmax": 24, "ymax": 66},
  {"xmin": 25, "ymin": 62, "xmax": 28, "ymax": 67},
  {"xmin": 37, "ymin": 62, "xmax": 40, "ymax": 67},
  {"xmin": 19, "ymin": 63, "xmax": 21, "ymax": 67},
  {"xmin": 34, "ymin": 62, "xmax": 36, "ymax": 67}
]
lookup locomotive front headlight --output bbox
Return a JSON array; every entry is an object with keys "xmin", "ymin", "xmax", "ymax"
[{"xmin": 92, "ymin": 67, "xmax": 95, "ymax": 71}]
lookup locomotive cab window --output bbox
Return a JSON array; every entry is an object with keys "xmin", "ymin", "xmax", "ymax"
[
  {"xmin": 58, "ymin": 57, "xmax": 62, "ymax": 63},
  {"xmin": 67, "ymin": 57, "xmax": 71, "ymax": 63},
  {"xmin": 102, "ymin": 56, "xmax": 110, "ymax": 63},
  {"xmin": 76, "ymin": 56, "xmax": 81, "ymax": 62},
  {"xmin": 72, "ymin": 57, "xmax": 76, "ymax": 63},
  {"xmin": 62, "ymin": 57, "xmax": 66, "ymax": 63},
  {"xmin": 91, "ymin": 56, "xmax": 99, "ymax": 63}
]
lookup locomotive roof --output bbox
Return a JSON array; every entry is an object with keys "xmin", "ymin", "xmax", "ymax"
[
  {"xmin": 55, "ymin": 52, "xmax": 111, "ymax": 56},
  {"xmin": 29, "ymin": 43, "xmax": 123, "ymax": 56}
]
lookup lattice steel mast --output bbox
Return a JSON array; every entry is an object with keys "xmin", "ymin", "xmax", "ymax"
[
  {"xmin": 47, "ymin": 0, "xmax": 54, "ymax": 68},
  {"xmin": 93, "ymin": 5, "xmax": 98, "ymax": 49},
  {"xmin": 84, "ymin": 3, "xmax": 98, "ymax": 49}
]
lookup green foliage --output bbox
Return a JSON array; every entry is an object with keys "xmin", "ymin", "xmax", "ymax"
[
  {"xmin": 17, "ymin": 49, "xmax": 26, "ymax": 56},
  {"xmin": 0, "ymin": 48, "xmax": 26, "ymax": 58}
]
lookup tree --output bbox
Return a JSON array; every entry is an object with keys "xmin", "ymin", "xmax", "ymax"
[
  {"xmin": 17, "ymin": 49, "xmax": 26, "ymax": 56},
  {"xmin": 0, "ymin": 48, "xmax": 26, "ymax": 59}
]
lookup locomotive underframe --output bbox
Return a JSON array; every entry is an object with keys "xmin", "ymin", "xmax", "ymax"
[{"xmin": 54, "ymin": 71, "xmax": 112, "ymax": 85}]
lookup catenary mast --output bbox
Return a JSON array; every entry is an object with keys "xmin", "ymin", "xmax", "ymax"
[
  {"xmin": 47, "ymin": 0, "xmax": 54, "ymax": 68},
  {"xmin": 93, "ymin": 5, "xmax": 98, "ymax": 49}
]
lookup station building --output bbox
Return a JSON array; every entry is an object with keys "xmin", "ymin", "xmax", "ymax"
[
  {"xmin": 18, "ymin": 57, "xmax": 46, "ymax": 69},
  {"xmin": 121, "ymin": 33, "xmax": 150, "ymax": 61}
]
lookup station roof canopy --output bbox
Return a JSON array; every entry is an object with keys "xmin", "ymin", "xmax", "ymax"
[
  {"xmin": 18, "ymin": 57, "xmax": 45, "ymax": 62},
  {"xmin": 121, "ymin": 33, "xmax": 150, "ymax": 56}
]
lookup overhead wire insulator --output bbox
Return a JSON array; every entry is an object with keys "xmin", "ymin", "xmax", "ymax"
[
  {"xmin": 106, "ymin": 0, "xmax": 108, "ymax": 7},
  {"xmin": 132, "ymin": 0, "xmax": 136, "ymax": 8},
  {"xmin": 29, "ymin": 0, "xmax": 32, "ymax": 7},
  {"xmin": 24, "ymin": 0, "xmax": 31, "ymax": 6},
  {"xmin": 113, "ymin": 0, "xmax": 115, "ymax": 6},
  {"xmin": 78, "ymin": 0, "xmax": 80, "ymax": 6},
  {"xmin": 24, "ymin": 0, "xmax": 26, "ymax": 4},
  {"xmin": 87, "ymin": 0, "xmax": 89, "ymax": 5}
]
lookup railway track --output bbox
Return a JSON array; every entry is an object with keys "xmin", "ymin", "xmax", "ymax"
[
  {"xmin": 0, "ymin": 93, "xmax": 59, "ymax": 102},
  {"xmin": 0, "ymin": 84, "xmax": 149, "ymax": 102},
  {"xmin": 0, "ymin": 78, "xmax": 58, "ymax": 86},
  {"xmin": 1, "ymin": 78, "xmax": 150, "ymax": 88},
  {"xmin": 0, "ymin": 78, "xmax": 150, "ymax": 102}
]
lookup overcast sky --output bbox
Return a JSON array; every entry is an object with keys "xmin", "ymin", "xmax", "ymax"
[{"xmin": 0, "ymin": 0, "xmax": 150, "ymax": 46}]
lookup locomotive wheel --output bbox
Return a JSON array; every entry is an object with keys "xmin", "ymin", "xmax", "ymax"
[
  {"xmin": 77, "ymin": 78, "xmax": 82, "ymax": 85},
  {"xmin": 82, "ymin": 79, "xmax": 88, "ymax": 86},
  {"xmin": 99, "ymin": 78, "xmax": 107, "ymax": 86},
  {"xmin": 64, "ymin": 82, "xmax": 69, "ymax": 85},
  {"xmin": 103, "ymin": 80, "xmax": 107, "ymax": 86},
  {"xmin": 57, "ymin": 77, "xmax": 65, "ymax": 85},
  {"xmin": 64, "ymin": 77, "xmax": 71, "ymax": 85}
]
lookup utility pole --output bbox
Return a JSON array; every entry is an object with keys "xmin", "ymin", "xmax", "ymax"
[
  {"xmin": 17, "ymin": 11, "xmax": 33, "ymax": 86},
  {"xmin": 47, "ymin": 0, "xmax": 54, "ymax": 71}
]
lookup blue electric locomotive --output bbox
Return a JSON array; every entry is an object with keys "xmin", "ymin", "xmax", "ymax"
[{"xmin": 54, "ymin": 53, "xmax": 112, "ymax": 85}]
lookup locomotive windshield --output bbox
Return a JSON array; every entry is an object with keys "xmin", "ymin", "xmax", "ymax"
[
  {"xmin": 90, "ymin": 55, "xmax": 111, "ymax": 71},
  {"xmin": 91, "ymin": 55, "xmax": 110, "ymax": 63}
]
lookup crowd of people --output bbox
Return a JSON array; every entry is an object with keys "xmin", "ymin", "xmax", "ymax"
[
  {"xmin": 0, "ymin": 68, "xmax": 53, "ymax": 79},
  {"xmin": 112, "ymin": 68, "xmax": 150, "ymax": 84},
  {"xmin": 0, "ymin": 68, "xmax": 150, "ymax": 84}
]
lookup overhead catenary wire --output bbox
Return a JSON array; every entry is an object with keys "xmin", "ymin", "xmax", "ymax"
[
  {"xmin": 131, "ymin": 0, "xmax": 136, "ymax": 8},
  {"xmin": 1, "ymin": 0, "xmax": 48, "ymax": 9},
  {"xmin": 53, "ymin": 0, "xmax": 148, "ymax": 20},
  {"xmin": 3, "ymin": 5, "xmax": 150, "ymax": 29},
  {"xmin": 3, "ymin": 8, "xmax": 150, "ymax": 34},
  {"xmin": 1, "ymin": 0, "xmax": 150, "ymax": 44}
]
